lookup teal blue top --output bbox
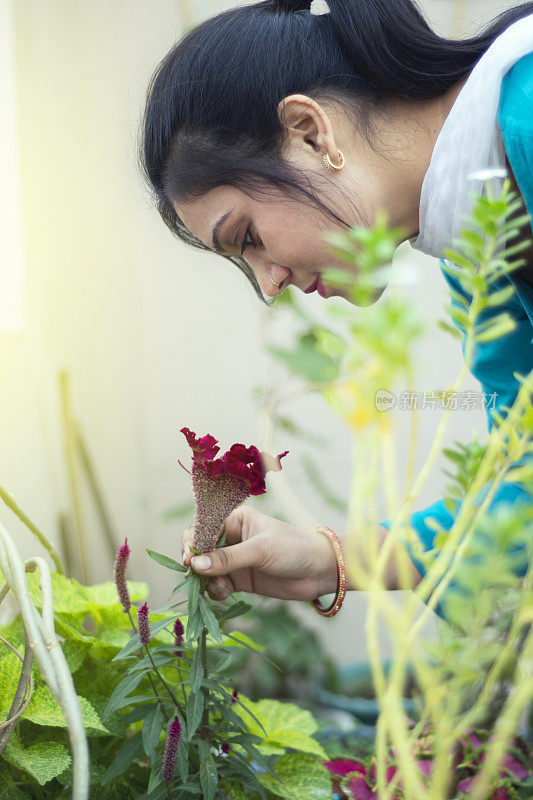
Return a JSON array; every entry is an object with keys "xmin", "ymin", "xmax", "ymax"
[{"xmin": 380, "ymin": 51, "xmax": 533, "ymax": 620}]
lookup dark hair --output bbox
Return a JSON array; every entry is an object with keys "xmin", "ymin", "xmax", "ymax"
[{"xmin": 139, "ymin": 0, "xmax": 533, "ymax": 304}]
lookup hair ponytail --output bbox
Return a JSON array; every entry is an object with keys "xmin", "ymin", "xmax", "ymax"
[
  {"xmin": 326, "ymin": 0, "xmax": 533, "ymax": 96},
  {"xmin": 140, "ymin": 0, "xmax": 533, "ymax": 302}
]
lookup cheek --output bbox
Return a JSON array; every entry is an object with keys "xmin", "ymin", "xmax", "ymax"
[{"xmin": 264, "ymin": 208, "xmax": 335, "ymax": 267}]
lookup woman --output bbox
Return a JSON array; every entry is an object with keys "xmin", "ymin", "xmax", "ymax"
[{"xmin": 140, "ymin": 0, "xmax": 533, "ymax": 616}]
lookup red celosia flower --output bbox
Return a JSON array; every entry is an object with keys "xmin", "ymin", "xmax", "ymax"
[
  {"xmin": 162, "ymin": 716, "xmax": 182, "ymax": 781},
  {"xmin": 113, "ymin": 538, "xmax": 131, "ymax": 612},
  {"xmin": 180, "ymin": 428, "xmax": 288, "ymax": 553},
  {"xmin": 137, "ymin": 602, "xmax": 150, "ymax": 645}
]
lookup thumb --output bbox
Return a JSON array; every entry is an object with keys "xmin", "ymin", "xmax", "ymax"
[{"xmin": 190, "ymin": 539, "xmax": 259, "ymax": 576}]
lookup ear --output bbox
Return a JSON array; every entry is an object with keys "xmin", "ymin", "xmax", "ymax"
[{"xmin": 277, "ymin": 93, "xmax": 339, "ymax": 164}]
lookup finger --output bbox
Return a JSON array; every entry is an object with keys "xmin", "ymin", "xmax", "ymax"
[
  {"xmin": 219, "ymin": 507, "xmax": 246, "ymax": 545},
  {"xmin": 207, "ymin": 577, "xmax": 233, "ymax": 600},
  {"xmin": 190, "ymin": 538, "xmax": 264, "ymax": 576},
  {"xmin": 181, "ymin": 526, "xmax": 195, "ymax": 565}
]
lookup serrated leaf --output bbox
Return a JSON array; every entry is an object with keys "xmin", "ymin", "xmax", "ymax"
[
  {"xmin": 142, "ymin": 704, "xmax": 164, "ymax": 761},
  {"xmin": 265, "ymin": 729, "xmax": 328, "ymax": 759},
  {"xmin": 22, "ymin": 686, "xmax": 109, "ymax": 734},
  {"xmin": 101, "ymin": 734, "xmax": 144, "ymax": 785},
  {"xmin": 257, "ymin": 752, "xmax": 331, "ymax": 800},
  {"xmin": 231, "ymin": 697, "xmax": 319, "ymax": 745},
  {"xmin": 4, "ymin": 732, "xmax": 71, "ymax": 786},
  {"xmin": 146, "ymin": 549, "xmax": 187, "ymax": 572}
]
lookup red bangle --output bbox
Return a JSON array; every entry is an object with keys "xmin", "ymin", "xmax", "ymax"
[{"xmin": 310, "ymin": 525, "xmax": 347, "ymax": 617}]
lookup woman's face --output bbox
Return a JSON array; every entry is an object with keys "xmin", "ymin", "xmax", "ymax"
[
  {"xmin": 172, "ymin": 93, "xmax": 443, "ymax": 305},
  {"xmin": 174, "ymin": 183, "xmax": 387, "ymax": 303}
]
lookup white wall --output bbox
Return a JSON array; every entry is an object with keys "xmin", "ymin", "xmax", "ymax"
[{"xmin": 0, "ymin": 0, "xmax": 518, "ymax": 663}]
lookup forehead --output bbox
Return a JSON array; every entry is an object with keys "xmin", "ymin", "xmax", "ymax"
[{"xmin": 172, "ymin": 186, "xmax": 244, "ymax": 240}]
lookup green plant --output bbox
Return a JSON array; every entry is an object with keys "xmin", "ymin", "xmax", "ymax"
[{"xmin": 259, "ymin": 180, "xmax": 533, "ymax": 798}]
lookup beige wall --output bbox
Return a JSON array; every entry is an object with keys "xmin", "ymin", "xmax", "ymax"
[{"xmin": 0, "ymin": 0, "xmax": 518, "ymax": 662}]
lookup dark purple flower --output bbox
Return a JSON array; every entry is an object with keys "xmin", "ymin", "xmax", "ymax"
[
  {"xmin": 221, "ymin": 743, "xmax": 230, "ymax": 754},
  {"xmin": 181, "ymin": 428, "xmax": 288, "ymax": 553},
  {"xmin": 173, "ymin": 618, "xmax": 184, "ymax": 657},
  {"xmin": 137, "ymin": 603, "xmax": 150, "ymax": 645},
  {"xmin": 113, "ymin": 538, "xmax": 131, "ymax": 612},
  {"xmin": 230, "ymin": 689, "xmax": 238, "ymax": 705},
  {"xmin": 162, "ymin": 716, "xmax": 182, "ymax": 781}
]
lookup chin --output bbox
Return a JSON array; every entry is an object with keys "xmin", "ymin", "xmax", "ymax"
[{"xmin": 333, "ymin": 284, "xmax": 386, "ymax": 307}]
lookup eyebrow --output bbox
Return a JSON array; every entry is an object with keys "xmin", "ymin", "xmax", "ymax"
[{"xmin": 211, "ymin": 209, "xmax": 234, "ymax": 253}]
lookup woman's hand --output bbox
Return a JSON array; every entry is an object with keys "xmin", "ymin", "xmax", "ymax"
[{"xmin": 180, "ymin": 506, "xmax": 337, "ymax": 603}]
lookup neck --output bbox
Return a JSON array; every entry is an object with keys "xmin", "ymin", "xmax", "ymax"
[{"xmin": 394, "ymin": 73, "xmax": 471, "ymax": 241}]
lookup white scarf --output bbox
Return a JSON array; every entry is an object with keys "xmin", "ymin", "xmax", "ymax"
[{"xmin": 409, "ymin": 12, "xmax": 533, "ymax": 261}]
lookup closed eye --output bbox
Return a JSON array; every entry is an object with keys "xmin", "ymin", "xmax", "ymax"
[{"xmin": 241, "ymin": 227, "xmax": 258, "ymax": 256}]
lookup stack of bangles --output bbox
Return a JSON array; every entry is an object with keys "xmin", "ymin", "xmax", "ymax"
[{"xmin": 310, "ymin": 525, "xmax": 347, "ymax": 617}]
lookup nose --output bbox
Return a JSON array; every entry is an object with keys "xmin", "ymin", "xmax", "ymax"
[{"xmin": 254, "ymin": 260, "xmax": 292, "ymax": 297}]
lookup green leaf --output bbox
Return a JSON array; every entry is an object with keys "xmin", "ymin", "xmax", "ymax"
[
  {"xmin": 101, "ymin": 734, "xmax": 144, "ymax": 785},
  {"xmin": 146, "ymin": 549, "xmax": 187, "ymax": 572},
  {"xmin": 142, "ymin": 704, "xmax": 164, "ymax": 762},
  {"xmin": 113, "ymin": 617, "xmax": 174, "ymax": 661},
  {"xmin": 102, "ymin": 670, "xmax": 144, "ymax": 720},
  {"xmin": 188, "ymin": 573, "xmax": 201, "ymax": 619},
  {"xmin": 22, "ymin": 685, "xmax": 109, "ymax": 734},
  {"xmin": 147, "ymin": 759, "xmax": 163, "ymax": 795},
  {"xmin": 217, "ymin": 600, "xmax": 252, "ymax": 623},
  {"xmin": 4, "ymin": 732, "xmax": 71, "ymax": 786},
  {"xmin": 265, "ymin": 729, "xmax": 328, "ymax": 759},
  {"xmin": 200, "ymin": 753, "xmax": 218, "ymax": 800},
  {"xmin": 231, "ymin": 698, "xmax": 319, "ymax": 744},
  {"xmin": 199, "ymin": 595, "xmax": 224, "ymax": 643},
  {"xmin": 437, "ymin": 319, "xmax": 463, "ymax": 340},
  {"xmin": 258, "ymin": 752, "xmax": 331, "ymax": 800},
  {"xmin": 0, "ymin": 761, "xmax": 30, "ymax": 799},
  {"xmin": 486, "ymin": 284, "xmax": 516, "ymax": 307},
  {"xmin": 186, "ymin": 689, "xmax": 204, "ymax": 740},
  {"xmin": 475, "ymin": 314, "xmax": 516, "ymax": 343},
  {"xmin": 189, "ymin": 639, "xmax": 205, "ymax": 693},
  {"xmin": 267, "ymin": 333, "xmax": 339, "ymax": 384},
  {"xmin": 223, "ymin": 631, "xmax": 264, "ymax": 652},
  {"xmin": 177, "ymin": 736, "xmax": 190, "ymax": 783},
  {"xmin": 186, "ymin": 605, "xmax": 205, "ymax": 641}
]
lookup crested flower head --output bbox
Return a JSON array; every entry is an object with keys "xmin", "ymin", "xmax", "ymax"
[
  {"xmin": 113, "ymin": 537, "xmax": 131, "ymax": 612},
  {"xmin": 180, "ymin": 427, "xmax": 288, "ymax": 553},
  {"xmin": 162, "ymin": 716, "xmax": 182, "ymax": 781},
  {"xmin": 137, "ymin": 602, "xmax": 150, "ymax": 645}
]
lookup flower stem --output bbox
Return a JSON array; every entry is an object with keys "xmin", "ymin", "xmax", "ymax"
[{"xmin": 0, "ymin": 484, "xmax": 65, "ymax": 574}]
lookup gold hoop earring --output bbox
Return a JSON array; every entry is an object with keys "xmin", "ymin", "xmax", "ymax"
[{"xmin": 323, "ymin": 149, "xmax": 345, "ymax": 171}]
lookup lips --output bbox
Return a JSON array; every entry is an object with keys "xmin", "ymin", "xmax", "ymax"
[
  {"xmin": 304, "ymin": 276, "xmax": 319, "ymax": 294},
  {"xmin": 316, "ymin": 278, "xmax": 328, "ymax": 298}
]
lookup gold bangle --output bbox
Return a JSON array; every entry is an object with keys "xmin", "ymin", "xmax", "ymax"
[{"xmin": 310, "ymin": 525, "xmax": 347, "ymax": 617}]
